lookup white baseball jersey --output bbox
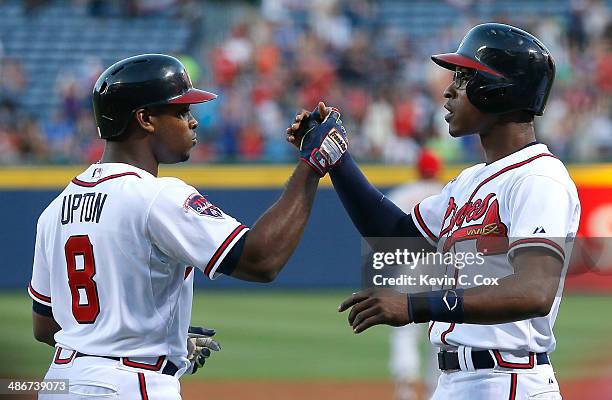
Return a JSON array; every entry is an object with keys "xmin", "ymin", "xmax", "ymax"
[
  {"xmin": 28, "ymin": 163, "xmax": 248, "ymax": 373},
  {"xmin": 410, "ymin": 143, "xmax": 580, "ymax": 354}
]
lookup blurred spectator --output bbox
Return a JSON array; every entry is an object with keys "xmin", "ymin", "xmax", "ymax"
[
  {"xmin": 84, "ymin": 0, "xmax": 195, "ymax": 18},
  {"xmin": 18, "ymin": 117, "xmax": 49, "ymax": 163},
  {"xmin": 43, "ymin": 112, "xmax": 76, "ymax": 163},
  {"xmin": 0, "ymin": 58, "xmax": 27, "ymax": 108},
  {"xmin": 135, "ymin": 0, "xmax": 177, "ymax": 16},
  {"xmin": 23, "ymin": 0, "xmax": 50, "ymax": 15},
  {"xmin": 0, "ymin": 0, "xmax": 610, "ymax": 164},
  {"xmin": 362, "ymin": 89, "xmax": 396, "ymax": 160}
]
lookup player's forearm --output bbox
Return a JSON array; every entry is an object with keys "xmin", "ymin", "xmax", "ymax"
[
  {"xmin": 330, "ymin": 154, "xmax": 412, "ymax": 238},
  {"xmin": 237, "ymin": 162, "xmax": 320, "ymax": 282},
  {"xmin": 461, "ymin": 252, "xmax": 561, "ymax": 324},
  {"xmin": 461, "ymin": 276, "xmax": 556, "ymax": 324}
]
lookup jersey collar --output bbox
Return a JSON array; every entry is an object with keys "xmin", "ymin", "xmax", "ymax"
[
  {"xmin": 77, "ymin": 162, "xmax": 155, "ymax": 183},
  {"xmin": 484, "ymin": 142, "xmax": 551, "ymax": 168}
]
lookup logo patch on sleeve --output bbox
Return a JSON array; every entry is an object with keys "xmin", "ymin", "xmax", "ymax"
[{"xmin": 183, "ymin": 193, "xmax": 224, "ymax": 218}]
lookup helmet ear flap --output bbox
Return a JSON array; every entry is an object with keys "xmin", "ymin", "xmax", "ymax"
[
  {"xmin": 466, "ymin": 73, "xmax": 517, "ymax": 114},
  {"xmin": 94, "ymin": 94, "xmax": 133, "ymax": 139}
]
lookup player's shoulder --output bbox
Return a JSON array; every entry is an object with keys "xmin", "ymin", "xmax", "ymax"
[
  {"xmin": 155, "ymin": 176, "xmax": 191, "ymax": 189},
  {"xmin": 512, "ymin": 144, "xmax": 575, "ymax": 190},
  {"xmin": 37, "ymin": 193, "xmax": 63, "ymax": 227},
  {"xmin": 128, "ymin": 174, "xmax": 201, "ymax": 215},
  {"xmin": 147, "ymin": 177, "xmax": 228, "ymax": 221},
  {"xmin": 500, "ymin": 144, "xmax": 578, "ymax": 205},
  {"xmin": 151, "ymin": 176, "xmax": 199, "ymax": 201}
]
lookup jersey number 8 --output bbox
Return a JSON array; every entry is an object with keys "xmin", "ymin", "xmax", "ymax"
[{"xmin": 64, "ymin": 235, "xmax": 100, "ymax": 324}]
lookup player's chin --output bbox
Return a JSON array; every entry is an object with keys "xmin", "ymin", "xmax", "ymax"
[
  {"xmin": 447, "ymin": 121, "xmax": 472, "ymax": 138},
  {"xmin": 179, "ymin": 150, "xmax": 191, "ymax": 162},
  {"xmin": 447, "ymin": 124, "xmax": 463, "ymax": 138},
  {"xmin": 446, "ymin": 116, "xmax": 458, "ymax": 137},
  {"xmin": 166, "ymin": 150, "xmax": 192, "ymax": 164},
  {"xmin": 181, "ymin": 143, "xmax": 196, "ymax": 161}
]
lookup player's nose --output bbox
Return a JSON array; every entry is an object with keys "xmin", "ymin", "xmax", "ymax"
[
  {"xmin": 443, "ymin": 82, "xmax": 456, "ymax": 99},
  {"xmin": 189, "ymin": 113, "xmax": 198, "ymax": 130}
]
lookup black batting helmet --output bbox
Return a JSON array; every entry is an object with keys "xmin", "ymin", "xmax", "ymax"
[
  {"xmin": 93, "ymin": 54, "xmax": 217, "ymax": 139},
  {"xmin": 431, "ymin": 23, "xmax": 555, "ymax": 116}
]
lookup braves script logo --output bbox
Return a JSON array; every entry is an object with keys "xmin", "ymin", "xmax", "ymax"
[
  {"xmin": 440, "ymin": 193, "xmax": 508, "ymax": 254},
  {"xmin": 183, "ymin": 193, "xmax": 224, "ymax": 219}
]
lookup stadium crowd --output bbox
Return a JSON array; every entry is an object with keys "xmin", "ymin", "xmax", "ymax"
[{"xmin": 0, "ymin": 0, "xmax": 610, "ymax": 164}]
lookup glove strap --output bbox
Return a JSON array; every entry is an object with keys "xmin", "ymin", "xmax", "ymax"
[
  {"xmin": 300, "ymin": 125, "xmax": 348, "ymax": 177},
  {"xmin": 319, "ymin": 126, "xmax": 348, "ymax": 164}
]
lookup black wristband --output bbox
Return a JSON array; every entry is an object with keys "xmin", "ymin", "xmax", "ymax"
[
  {"xmin": 407, "ymin": 293, "xmax": 432, "ymax": 323},
  {"xmin": 407, "ymin": 289, "xmax": 465, "ymax": 324}
]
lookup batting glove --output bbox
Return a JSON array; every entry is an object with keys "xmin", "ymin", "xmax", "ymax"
[
  {"xmin": 186, "ymin": 326, "xmax": 221, "ymax": 375},
  {"xmin": 298, "ymin": 106, "xmax": 348, "ymax": 177}
]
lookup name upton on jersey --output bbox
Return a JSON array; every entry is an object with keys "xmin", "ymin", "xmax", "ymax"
[{"xmin": 61, "ymin": 192, "xmax": 108, "ymax": 225}]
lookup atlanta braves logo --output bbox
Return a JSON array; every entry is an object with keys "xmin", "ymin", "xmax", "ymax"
[
  {"xmin": 183, "ymin": 193, "xmax": 224, "ymax": 219},
  {"xmin": 441, "ymin": 193, "xmax": 509, "ymax": 255},
  {"xmin": 440, "ymin": 193, "xmax": 496, "ymax": 237}
]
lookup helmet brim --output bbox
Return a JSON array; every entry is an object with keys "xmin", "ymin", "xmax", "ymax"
[
  {"xmin": 431, "ymin": 53, "xmax": 503, "ymax": 78},
  {"xmin": 168, "ymin": 88, "xmax": 218, "ymax": 104}
]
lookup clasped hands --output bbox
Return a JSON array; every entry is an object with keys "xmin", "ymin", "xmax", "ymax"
[{"xmin": 286, "ymin": 101, "xmax": 349, "ymax": 177}]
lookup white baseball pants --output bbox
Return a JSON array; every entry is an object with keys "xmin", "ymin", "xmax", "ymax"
[
  {"xmin": 431, "ymin": 364, "xmax": 562, "ymax": 400},
  {"xmin": 38, "ymin": 348, "xmax": 181, "ymax": 400}
]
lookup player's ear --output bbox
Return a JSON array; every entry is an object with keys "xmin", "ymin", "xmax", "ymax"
[{"xmin": 134, "ymin": 108, "xmax": 156, "ymax": 134}]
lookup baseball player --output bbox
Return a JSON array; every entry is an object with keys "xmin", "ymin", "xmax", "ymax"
[
  {"xmin": 29, "ymin": 54, "xmax": 347, "ymax": 399},
  {"xmin": 388, "ymin": 149, "xmax": 443, "ymax": 400},
  {"xmin": 288, "ymin": 24, "xmax": 580, "ymax": 400}
]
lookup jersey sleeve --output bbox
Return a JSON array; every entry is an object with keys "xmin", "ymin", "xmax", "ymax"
[
  {"xmin": 29, "ymin": 219, "xmax": 52, "ymax": 307},
  {"xmin": 410, "ymin": 181, "xmax": 454, "ymax": 246},
  {"xmin": 507, "ymin": 175, "xmax": 580, "ymax": 262},
  {"xmin": 147, "ymin": 183, "xmax": 249, "ymax": 279}
]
